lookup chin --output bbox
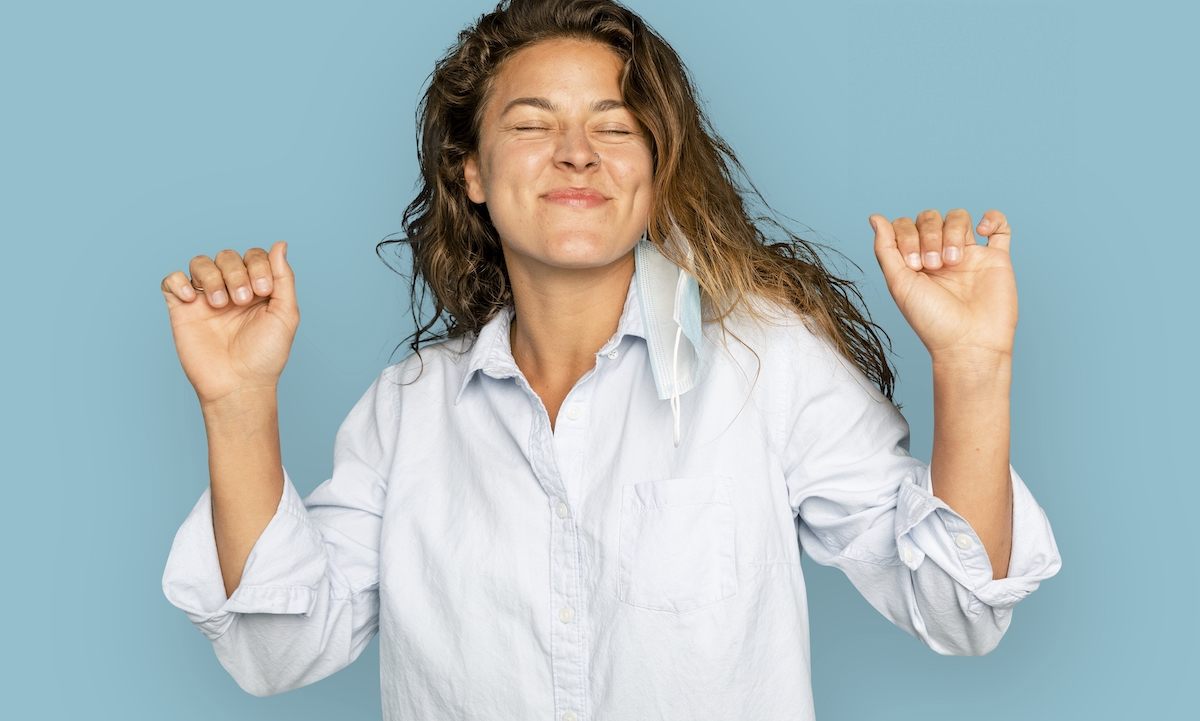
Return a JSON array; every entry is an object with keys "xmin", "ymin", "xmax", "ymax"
[{"xmin": 535, "ymin": 231, "xmax": 637, "ymax": 269}]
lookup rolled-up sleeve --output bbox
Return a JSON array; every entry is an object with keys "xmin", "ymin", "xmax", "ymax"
[
  {"xmin": 161, "ymin": 374, "xmax": 393, "ymax": 696},
  {"xmin": 896, "ymin": 465, "xmax": 1061, "ymax": 609},
  {"xmin": 162, "ymin": 472, "xmax": 327, "ymax": 639},
  {"xmin": 783, "ymin": 329, "xmax": 1061, "ymax": 656}
]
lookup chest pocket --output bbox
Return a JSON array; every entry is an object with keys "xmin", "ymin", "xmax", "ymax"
[{"xmin": 618, "ymin": 477, "xmax": 738, "ymax": 613}]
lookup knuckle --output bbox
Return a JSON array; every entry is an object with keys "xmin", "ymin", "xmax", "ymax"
[{"xmin": 215, "ymin": 249, "xmax": 242, "ymax": 264}]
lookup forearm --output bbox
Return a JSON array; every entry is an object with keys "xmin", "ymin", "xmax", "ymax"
[
  {"xmin": 201, "ymin": 387, "xmax": 285, "ymax": 598},
  {"xmin": 929, "ymin": 352, "xmax": 1014, "ymax": 579}
]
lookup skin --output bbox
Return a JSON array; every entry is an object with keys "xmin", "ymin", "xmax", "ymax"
[
  {"xmin": 871, "ymin": 208, "xmax": 1017, "ymax": 578},
  {"xmin": 160, "ymin": 39, "xmax": 1015, "ymax": 597},
  {"xmin": 463, "ymin": 39, "xmax": 655, "ymax": 426}
]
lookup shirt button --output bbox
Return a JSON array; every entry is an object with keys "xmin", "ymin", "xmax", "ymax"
[
  {"xmin": 565, "ymin": 404, "xmax": 582, "ymax": 421},
  {"xmin": 563, "ymin": 713, "xmax": 579, "ymax": 721},
  {"xmin": 558, "ymin": 606, "xmax": 574, "ymax": 623},
  {"xmin": 557, "ymin": 502, "xmax": 569, "ymax": 519},
  {"xmin": 607, "ymin": 349, "xmax": 619, "ymax": 359},
  {"xmin": 955, "ymin": 534, "xmax": 974, "ymax": 550},
  {"xmin": 901, "ymin": 545, "xmax": 914, "ymax": 563}
]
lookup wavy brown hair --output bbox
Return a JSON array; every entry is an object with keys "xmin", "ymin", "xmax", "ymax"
[{"xmin": 378, "ymin": 0, "xmax": 895, "ymax": 398}]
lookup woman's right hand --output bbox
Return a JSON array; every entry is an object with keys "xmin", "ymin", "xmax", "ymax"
[{"xmin": 160, "ymin": 241, "xmax": 299, "ymax": 406}]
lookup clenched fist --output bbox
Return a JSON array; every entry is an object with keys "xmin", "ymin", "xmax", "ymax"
[
  {"xmin": 871, "ymin": 209, "xmax": 1017, "ymax": 364},
  {"xmin": 160, "ymin": 241, "xmax": 299, "ymax": 405}
]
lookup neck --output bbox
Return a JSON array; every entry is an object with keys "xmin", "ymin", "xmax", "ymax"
[{"xmin": 505, "ymin": 249, "xmax": 634, "ymax": 426}]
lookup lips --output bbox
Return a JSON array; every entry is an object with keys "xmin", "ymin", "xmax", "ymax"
[{"xmin": 542, "ymin": 187, "xmax": 607, "ymax": 208}]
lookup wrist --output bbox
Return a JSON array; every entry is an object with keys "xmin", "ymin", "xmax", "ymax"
[
  {"xmin": 931, "ymin": 346, "xmax": 1012, "ymax": 374},
  {"xmin": 199, "ymin": 385, "xmax": 279, "ymax": 423},
  {"xmin": 931, "ymin": 350, "xmax": 1012, "ymax": 397}
]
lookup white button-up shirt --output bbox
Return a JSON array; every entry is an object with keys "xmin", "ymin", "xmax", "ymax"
[{"xmin": 163, "ymin": 276, "xmax": 1061, "ymax": 721}]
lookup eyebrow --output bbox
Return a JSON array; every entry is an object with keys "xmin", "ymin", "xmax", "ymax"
[{"xmin": 500, "ymin": 97, "xmax": 627, "ymax": 115}]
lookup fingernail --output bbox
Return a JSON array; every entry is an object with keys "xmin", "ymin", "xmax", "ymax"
[
  {"xmin": 211, "ymin": 290, "xmax": 227, "ymax": 305},
  {"xmin": 255, "ymin": 278, "xmax": 271, "ymax": 293},
  {"xmin": 944, "ymin": 246, "xmax": 961, "ymax": 262},
  {"xmin": 924, "ymin": 251, "xmax": 941, "ymax": 267},
  {"xmin": 868, "ymin": 217, "xmax": 878, "ymax": 232},
  {"xmin": 979, "ymin": 220, "xmax": 990, "ymax": 231},
  {"xmin": 179, "ymin": 285, "xmax": 195, "ymax": 299},
  {"xmin": 906, "ymin": 253, "xmax": 922, "ymax": 269},
  {"xmin": 234, "ymin": 287, "xmax": 251, "ymax": 302}
]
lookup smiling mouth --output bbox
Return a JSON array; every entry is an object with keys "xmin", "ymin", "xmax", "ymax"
[{"xmin": 542, "ymin": 187, "xmax": 607, "ymax": 208}]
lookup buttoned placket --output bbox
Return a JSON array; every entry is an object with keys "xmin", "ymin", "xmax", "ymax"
[
  {"xmin": 508, "ymin": 369, "xmax": 597, "ymax": 721},
  {"xmin": 522, "ymin": 336, "xmax": 625, "ymax": 721}
]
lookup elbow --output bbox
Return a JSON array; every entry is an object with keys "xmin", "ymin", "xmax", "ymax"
[
  {"xmin": 240, "ymin": 673, "xmax": 308, "ymax": 698},
  {"xmin": 925, "ymin": 605, "xmax": 1011, "ymax": 657},
  {"xmin": 931, "ymin": 629, "xmax": 1003, "ymax": 657},
  {"xmin": 235, "ymin": 677, "xmax": 286, "ymax": 699},
  {"xmin": 218, "ymin": 654, "xmax": 301, "ymax": 698}
]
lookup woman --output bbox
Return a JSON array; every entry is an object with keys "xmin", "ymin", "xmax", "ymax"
[{"xmin": 161, "ymin": 1, "xmax": 1060, "ymax": 718}]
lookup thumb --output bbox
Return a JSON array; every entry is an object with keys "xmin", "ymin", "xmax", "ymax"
[
  {"xmin": 267, "ymin": 241, "xmax": 298, "ymax": 316},
  {"xmin": 978, "ymin": 210, "xmax": 1012, "ymax": 253},
  {"xmin": 870, "ymin": 214, "xmax": 909, "ymax": 283}
]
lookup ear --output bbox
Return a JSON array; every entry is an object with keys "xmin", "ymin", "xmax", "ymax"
[{"xmin": 464, "ymin": 154, "xmax": 486, "ymax": 204}]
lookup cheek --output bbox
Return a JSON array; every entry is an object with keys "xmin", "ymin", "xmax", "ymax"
[
  {"xmin": 613, "ymin": 144, "xmax": 654, "ymax": 188},
  {"xmin": 614, "ymin": 154, "xmax": 655, "ymax": 208},
  {"xmin": 483, "ymin": 142, "xmax": 553, "ymax": 197}
]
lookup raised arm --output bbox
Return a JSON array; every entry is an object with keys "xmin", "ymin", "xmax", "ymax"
[
  {"xmin": 160, "ymin": 241, "xmax": 300, "ymax": 596},
  {"xmin": 871, "ymin": 209, "xmax": 1017, "ymax": 579}
]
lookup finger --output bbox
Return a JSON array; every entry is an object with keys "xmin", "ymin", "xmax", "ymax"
[
  {"xmin": 915, "ymin": 209, "xmax": 944, "ymax": 269},
  {"xmin": 244, "ymin": 247, "xmax": 274, "ymax": 297},
  {"xmin": 215, "ymin": 249, "xmax": 255, "ymax": 306},
  {"xmin": 189, "ymin": 255, "xmax": 228, "ymax": 308},
  {"xmin": 978, "ymin": 209, "xmax": 1011, "ymax": 252},
  {"xmin": 942, "ymin": 208, "xmax": 973, "ymax": 266},
  {"xmin": 870, "ymin": 214, "xmax": 909, "ymax": 280},
  {"xmin": 893, "ymin": 217, "xmax": 922, "ymax": 270},
  {"xmin": 160, "ymin": 270, "xmax": 197, "ymax": 305},
  {"xmin": 266, "ymin": 241, "xmax": 298, "ymax": 316}
]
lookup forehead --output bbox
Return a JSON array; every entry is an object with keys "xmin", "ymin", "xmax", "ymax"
[{"xmin": 485, "ymin": 38, "xmax": 626, "ymax": 114}]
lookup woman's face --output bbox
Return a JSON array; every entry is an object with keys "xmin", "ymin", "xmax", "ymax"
[{"xmin": 464, "ymin": 39, "xmax": 654, "ymax": 276}]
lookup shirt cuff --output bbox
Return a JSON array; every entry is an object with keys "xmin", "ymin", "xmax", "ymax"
[
  {"xmin": 893, "ymin": 465, "xmax": 1062, "ymax": 610},
  {"xmin": 161, "ymin": 470, "xmax": 327, "ymax": 638}
]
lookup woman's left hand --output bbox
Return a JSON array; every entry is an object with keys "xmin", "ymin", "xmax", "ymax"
[{"xmin": 870, "ymin": 209, "xmax": 1017, "ymax": 363}]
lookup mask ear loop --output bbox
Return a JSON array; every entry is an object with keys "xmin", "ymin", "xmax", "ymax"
[
  {"xmin": 671, "ymin": 325, "xmax": 682, "ymax": 447},
  {"xmin": 669, "ymin": 254, "xmax": 691, "ymax": 449}
]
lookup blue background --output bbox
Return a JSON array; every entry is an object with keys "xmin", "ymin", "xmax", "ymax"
[{"xmin": 2, "ymin": 0, "xmax": 1194, "ymax": 718}]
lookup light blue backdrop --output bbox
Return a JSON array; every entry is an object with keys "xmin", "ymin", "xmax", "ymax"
[{"xmin": 2, "ymin": 1, "xmax": 1194, "ymax": 718}]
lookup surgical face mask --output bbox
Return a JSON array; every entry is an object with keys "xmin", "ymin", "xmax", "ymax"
[{"xmin": 635, "ymin": 239, "xmax": 704, "ymax": 447}]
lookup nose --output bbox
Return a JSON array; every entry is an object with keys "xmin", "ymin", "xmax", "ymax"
[{"xmin": 553, "ymin": 126, "xmax": 599, "ymax": 172}]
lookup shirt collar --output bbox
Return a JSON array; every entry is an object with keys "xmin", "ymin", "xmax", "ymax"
[{"xmin": 454, "ymin": 273, "xmax": 645, "ymax": 405}]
